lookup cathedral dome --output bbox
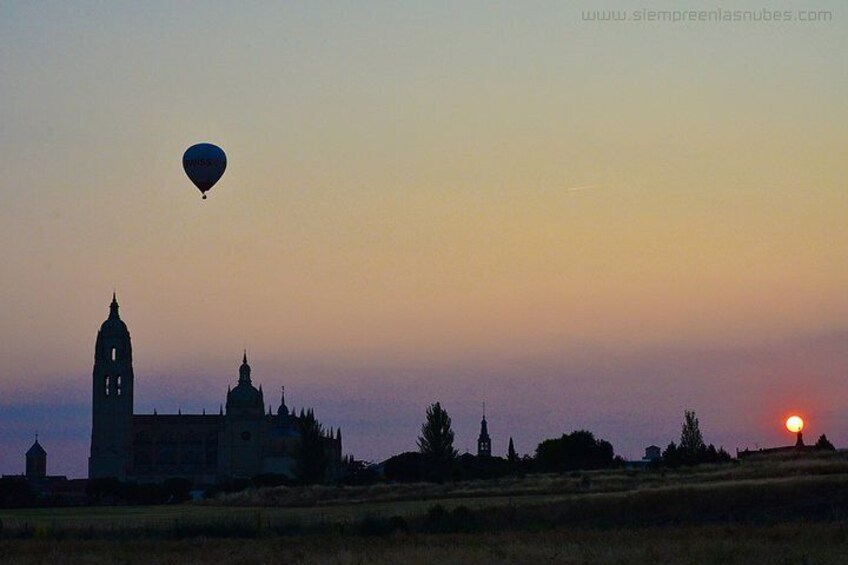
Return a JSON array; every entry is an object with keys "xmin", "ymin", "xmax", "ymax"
[
  {"xmin": 99, "ymin": 293, "xmax": 128, "ymax": 334},
  {"xmin": 228, "ymin": 382, "xmax": 262, "ymax": 408},
  {"xmin": 226, "ymin": 353, "xmax": 264, "ymax": 417}
]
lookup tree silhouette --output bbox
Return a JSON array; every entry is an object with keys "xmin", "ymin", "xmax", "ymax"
[
  {"xmin": 296, "ymin": 408, "xmax": 327, "ymax": 484},
  {"xmin": 662, "ymin": 411, "xmax": 731, "ymax": 467},
  {"xmin": 383, "ymin": 451, "xmax": 426, "ymax": 482},
  {"xmin": 662, "ymin": 442, "xmax": 681, "ymax": 467},
  {"xmin": 535, "ymin": 430, "xmax": 615, "ymax": 472},
  {"xmin": 815, "ymin": 434, "xmax": 836, "ymax": 451},
  {"xmin": 418, "ymin": 402, "xmax": 458, "ymax": 462},
  {"xmin": 679, "ymin": 410, "xmax": 705, "ymax": 461},
  {"xmin": 508, "ymin": 437, "xmax": 518, "ymax": 463}
]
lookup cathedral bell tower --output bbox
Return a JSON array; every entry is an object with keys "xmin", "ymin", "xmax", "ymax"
[{"xmin": 89, "ymin": 293, "xmax": 134, "ymax": 480}]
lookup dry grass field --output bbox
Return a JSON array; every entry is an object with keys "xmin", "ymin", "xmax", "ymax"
[
  {"xmin": 204, "ymin": 450, "xmax": 848, "ymax": 508},
  {"xmin": 2, "ymin": 452, "xmax": 847, "ymax": 564},
  {"xmin": 2, "ymin": 524, "xmax": 847, "ymax": 564}
]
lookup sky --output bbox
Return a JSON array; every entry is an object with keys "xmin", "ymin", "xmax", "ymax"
[{"xmin": 1, "ymin": 1, "xmax": 846, "ymax": 478}]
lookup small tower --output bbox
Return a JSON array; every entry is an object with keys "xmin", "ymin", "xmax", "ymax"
[
  {"xmin": 276, "ymin": 385, "xmax": 294, "ymax": 428},
  {"xmin": 26, "ymin": 435, "xmax": 47, "ymax": 479},
  {"xmin": 89, "ymin": 293, "xmax": 135, "ymax": 480},
  {"xmin": 477, "ymin": 403, "xmax": 491, "ymax": 458}
]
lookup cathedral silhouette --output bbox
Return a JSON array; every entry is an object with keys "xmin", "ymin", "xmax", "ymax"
[{"xmin": 89, "ymin": 295, "xmax": 342, "ymax": 484}]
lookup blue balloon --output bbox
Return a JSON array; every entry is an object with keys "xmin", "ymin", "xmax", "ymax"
[{"xmin": 183, "ymin": 143, "xmax": 227, "ymax": 199}]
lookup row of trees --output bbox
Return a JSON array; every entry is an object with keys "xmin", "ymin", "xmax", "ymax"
[
  {"xmin": 401, "ymin": 404, "xmax": 749, "ymax": 480},
  {"xmin": 386, "ymin": 402, "xmax": 624, "ymax": 481},
  {"xmin": 661, "ymin": 410, "xmax": 732, "ymax": 466},
  {"xmin": 301, "ymin": 403, "xmax": 838, "ymax": 483},
  {"xmin": 148, "ymin": 403, "xmax": 848, "ymax": 490}
]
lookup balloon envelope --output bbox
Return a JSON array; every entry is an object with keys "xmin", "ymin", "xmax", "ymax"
[{"xmin": 183, "ymin": 143, "xmax": 226, "ymax": 198}]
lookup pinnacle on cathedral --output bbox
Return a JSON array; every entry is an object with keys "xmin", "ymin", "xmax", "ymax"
[
  {"xmin": 277, "ymin": 386, "xmax": 288, "ymax": 416},
  {"xmin": 109, "ymin": 292, "xmax": 119, "ymax": 318}
]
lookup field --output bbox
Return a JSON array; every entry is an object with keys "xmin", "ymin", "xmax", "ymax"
[
  {"xmin": 2, "ymin": 452, "xmax": 848, "ymax": 564},
  {"xmin": 3, "ymin": 524, "xmax": 848, "ymax": 564}
]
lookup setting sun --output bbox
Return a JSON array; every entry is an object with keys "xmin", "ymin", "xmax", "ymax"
[{"xmin": 786, "ymin": 416, "xmax": 805, "ymax": 433}]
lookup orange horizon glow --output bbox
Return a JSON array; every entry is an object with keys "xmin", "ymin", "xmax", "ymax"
[{"xmin": 786, "ymin": 415, "xmax": 804, "ymax": 434}]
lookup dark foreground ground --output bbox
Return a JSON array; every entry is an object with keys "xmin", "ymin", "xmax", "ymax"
[
  {"xmin": 3, "ymin": 454, "xmax": 848, "ymax": 563},
  {"xmin": 2, "ymin": 523, "xmax": 847, "ymax": 564}
]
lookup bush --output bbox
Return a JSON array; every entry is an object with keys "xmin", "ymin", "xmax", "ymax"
[
  {"xmin": 162, "ymin": 478, "xmax": 192, "ymax": 504},
  {"xmin": 662, "ymin": 441, "xmax": 732, "ymax": 467},
  {"xmin": 535, "ymin": 430, "xmax": 616, "ymax": 472},
  {"xmin": 424, "ymin": 504, "xmax": 477, "ymax": 533},
  {"xmin": 383, "ymin": 451, "xmax": 426, "ymax": 482},
  {"xmin": 815, "ymin": 435, "xmax": 836, "ymax": 451},
  {"xmin": 357, "ymin": 515, "xmax": 408, "ymax": 536},
  {"xmin": 0, "ymin": 478, "xmax": 37, "ymax": 508}
]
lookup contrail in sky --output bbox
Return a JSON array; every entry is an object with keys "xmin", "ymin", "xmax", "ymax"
[{"xmin": 565, "ymin": 183, "xmax": 604, "ymax": 192}]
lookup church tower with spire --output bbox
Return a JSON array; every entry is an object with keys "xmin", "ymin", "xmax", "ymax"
[
  {"xmin": 89, "ymin": 293, "xmax": 135, "ymax": 479},
  {"xmin": 219, "ymin": 352, "xmax": 265, "ymax": 478},
  {"xmin": 26, "ymin": 435, "xmax": 47, "ymax": 479},
  {"xmin": 477, "ymin": 404, "xmax": 491, "ymax": 458}
]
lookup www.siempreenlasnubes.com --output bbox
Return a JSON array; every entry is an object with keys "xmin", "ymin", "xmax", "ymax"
[{"xmin": 581, "ymin": 8, "xmax": 833, "ymax": 23}]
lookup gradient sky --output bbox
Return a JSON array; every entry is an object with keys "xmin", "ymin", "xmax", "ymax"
[{"xmin": 1, "ymin": 1, "xmax": 846, "ymax": 478}]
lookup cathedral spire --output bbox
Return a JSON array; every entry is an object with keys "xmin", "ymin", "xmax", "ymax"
[
  {"xmin": 109, "ymin": 292, "xmax": 120, "ymax": 320},
  {"xmin": 239, "ymin": 352, "xmax": 251, "ymax": 384}
]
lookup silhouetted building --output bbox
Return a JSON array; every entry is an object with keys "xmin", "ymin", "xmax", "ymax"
[
  {"xmin": 1, "ymin": 438, "xmax": 73, "ymax": 500},
  {"xmin": 25, "ymin": 437, "xmax": 47, "ymax": 479},
  {"xmin": 643, "ymin": 445, "xmax": 661, "ymax": 462},
  {"xmin": 89, "ymin": 295, "xmax": 341, "ymax": 484},
  {"xmin": 477, "ymin": 409, "xmax": 491, "ymax": 458}
]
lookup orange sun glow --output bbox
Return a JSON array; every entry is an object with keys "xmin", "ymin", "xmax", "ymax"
[{"xmin": 785, "ymin": 415, "xmax": 804, "ymax": 433}]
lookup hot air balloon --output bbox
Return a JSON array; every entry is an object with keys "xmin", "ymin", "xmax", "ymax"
[{"xmin": 183, "ymin": 143, "xmax": 227, "ymax": 199}]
